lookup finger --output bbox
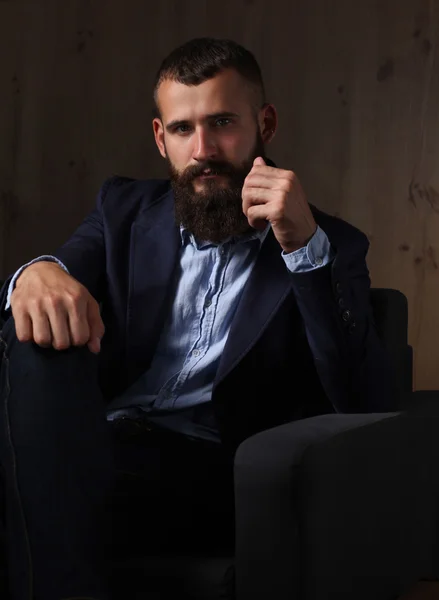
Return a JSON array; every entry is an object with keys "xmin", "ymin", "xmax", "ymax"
[
  {"xmin": 244, "ymin": 173, "xmax": 291, "ymax": 191},
  {"xmin": 68, "ymin": 298, "xmax": 90, "ymax": 347},
  {"xmin": 13, "ymin": 311, "xmax": 33, "ymax": 343},
  {"xmin": 246, "ymin": 204, "xmax": 277, "ymax": 229},
  {"xmin": 253, "ymin": 156, "xmax": 266, "ymax": 167},
  {"xmin": 29, "ymin": 311, "xmax": 53, "ymax": 348},
  {"xmin": 242, "ymin": 187, "xmax": 271, "ymax": 215},
  {"xmin": 87, "ymin": 339, "xmax": 100, "ymax": 354},
  {"xmin": 46, "ymin": 304, "xmax": 72, "ymax": 350},
  {"xmin": 248, "ymin": 162, "xmax": 294, "ymax": 180},
  {"xmin": 87, "ymin": 300, "xmax": 105, "ymax": 354}
]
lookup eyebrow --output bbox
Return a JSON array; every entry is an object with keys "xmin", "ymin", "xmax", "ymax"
[{"xmin": 165, "ymin": 112, "xmax": 240, "ymax": 132}]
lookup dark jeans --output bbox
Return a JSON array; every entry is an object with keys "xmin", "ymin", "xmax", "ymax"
[{"xmin": 0, "ymin": 317, "xmax": 234, "ymax": 600}]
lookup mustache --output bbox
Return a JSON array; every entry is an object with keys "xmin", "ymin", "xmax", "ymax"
[{"xmin": 180, "ymin": 161, "xmax": 239, "ymax": 182}]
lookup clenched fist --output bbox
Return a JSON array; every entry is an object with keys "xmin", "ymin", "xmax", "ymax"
[
  {"xmin": 10, "ymin": 261, "xmax": 104, "ymax": 353},
  {"xmin": 242, "ymin": 157, "xmax": 317, "ymax": 253}
]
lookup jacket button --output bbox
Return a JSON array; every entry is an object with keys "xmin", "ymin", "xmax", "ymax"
[
  {"xmin": 342, "ymin": 309, "xmax": 351, "ymax": 322},
  {"xmin": 338, "ymin": 298, "xmax": 345, "ymax": 308},
  {"xmin": 348, "ymin": 321, "xmax": 356, "ymax": 333},
  {"xmin": 335, "ymin": 282, "xmax": 342, "ymax": 294}
]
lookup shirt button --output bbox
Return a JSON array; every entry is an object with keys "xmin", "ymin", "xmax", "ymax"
[
  {"xmin": 204, "ymin": 299, "xmax": 212, "ymax": 308},
  {"xmin": 315, "ymin": 257, "xmax": 323, "ymax": 266},
  {"xmin": 192, "ymin": 349, "xmax": 200, "ymax": 357}
]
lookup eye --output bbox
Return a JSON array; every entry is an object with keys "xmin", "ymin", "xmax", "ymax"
[
  {"xmin": 174, "ymin": 124, "xmax": 192, "ymax": 134},
  {"xmin": 215, "ymin": 118, "xmax": 232, "ymax": 127}
]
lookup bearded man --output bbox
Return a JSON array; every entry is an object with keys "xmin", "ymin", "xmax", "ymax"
[{"xmin": 0, "ymin": 37, "xmax": 397, "ymax": 600}]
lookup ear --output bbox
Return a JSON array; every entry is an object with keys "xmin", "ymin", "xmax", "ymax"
[
  {"xmin": 257, "ymin": 103, "xmax": 278, "ymax": 144},
  {"xmin": 153, "ymin": 118, "xmax": 167, "ymax": 159}
]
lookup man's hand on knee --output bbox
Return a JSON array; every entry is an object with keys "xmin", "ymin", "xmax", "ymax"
[{"xmin": 10, "ymin": 261, "xmax": 105, "ymax": 354}]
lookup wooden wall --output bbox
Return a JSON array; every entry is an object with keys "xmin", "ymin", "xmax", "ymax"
[{"xmin": 0, "ymin": 0, "xmax": 438, "ymax": 389}]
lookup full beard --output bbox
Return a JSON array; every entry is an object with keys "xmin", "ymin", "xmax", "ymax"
[{"xmin": 168, "ymin": 133, "xmax": 266, "ymax": 244}]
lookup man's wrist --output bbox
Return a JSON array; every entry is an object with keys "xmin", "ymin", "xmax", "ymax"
[
  {"xmin": 15, "ymin": 260, "xmax": 63, "ymax": 287},
  {"xmin": 282, "ymin": 225, "xmax": 334, "ymax": 274},
  {"xmin": 281, "ymin": 227, "xmax": 318, "ymax": 254},
  {"xmin": 282, "ymin": 242, "xmax": 307, "ymax": 254},
  {"xmin": 5, "ymin": 255, "xmax": 69, "ymax": 310}
]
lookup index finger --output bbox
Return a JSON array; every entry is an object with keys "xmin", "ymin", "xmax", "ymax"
[
  {"xmin": 13, "ymin": 310, "xmax": 33, "ymax": 343},
  {"xmin": 247, "ymin": 163, "xmax": 291, "ymax": 181}
]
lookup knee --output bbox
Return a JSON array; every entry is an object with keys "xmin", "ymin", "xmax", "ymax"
[
  {"xmin": 0, "ymin": 317, "xmax": 104, "ymax": 440},
  {"xmin": 0, "ymin": 315, "xmax": 97, "ymax": 381}
]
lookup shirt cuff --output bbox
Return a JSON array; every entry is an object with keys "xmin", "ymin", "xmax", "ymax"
[
  {"xmin": 5, "ymin": 255, "xmax": 69, "ymax": 310},
  {"xmin": 282, "ymin": 226, "xmax": 334, "ymax": 273}
]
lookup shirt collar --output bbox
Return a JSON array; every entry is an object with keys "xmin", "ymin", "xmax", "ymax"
[{"xmin": 180, "ymin": 223, "xmax": 270, "ymax": 250}]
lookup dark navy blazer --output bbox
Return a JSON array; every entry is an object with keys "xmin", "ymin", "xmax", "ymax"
[{"xmin": 0, "ymin": 176, "xmax": 398, "ymax": 450}]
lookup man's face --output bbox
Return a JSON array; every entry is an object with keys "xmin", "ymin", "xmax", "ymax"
[{"xmin": 153, "ymin": 69, "xmax": 267, "ymax": 243}]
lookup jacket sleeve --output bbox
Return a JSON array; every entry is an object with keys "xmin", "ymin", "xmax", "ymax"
[
  {"xmin": 289, "ymin": 226, "xmax": 399, "ymax": 414},
  {"xmin": 52, "ymin": 178, "xmax": 115, "ymax": 301},
  {"xmin": 0, "ymin": 177, "xmax": 114, "ymax": 320}
]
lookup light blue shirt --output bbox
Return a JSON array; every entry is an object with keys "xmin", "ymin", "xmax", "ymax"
[{"xmin": 7, "ymin": 226, "xmax": 333, "ymax": 442}]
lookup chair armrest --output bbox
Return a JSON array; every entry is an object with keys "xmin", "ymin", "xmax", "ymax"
[{"xmin": 234, "ymin": 410, "xmax": 439, "ymax": 600}]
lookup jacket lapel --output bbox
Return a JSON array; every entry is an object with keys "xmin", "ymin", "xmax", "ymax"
[
  {"xmin": 125, "ymin": 180, "xmax": 295, "ymax": 387},
  {"xmin": 215, "ymin": 157, "xmax": 294, "ymax": 385},
  {"xmin": 126, "ymin": 188, "xmax": 180, "ymax": 380},
  {"xmin": 215, "ymin": 229, "xmax": 293, "ymax": 385}
]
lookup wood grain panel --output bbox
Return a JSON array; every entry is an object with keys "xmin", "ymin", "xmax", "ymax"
[{"xmin": 0, "ymin": 0, "xmax": 438, "ymax": 389}]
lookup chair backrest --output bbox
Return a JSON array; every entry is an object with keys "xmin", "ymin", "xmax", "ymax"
[{"xmin": 370, "ymin": 288, "xmax": 413, "ymax": 396}]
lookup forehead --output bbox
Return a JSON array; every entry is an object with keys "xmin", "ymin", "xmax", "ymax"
[{"xmin": 156, "ymin": 69, "xmax": 254, "ymax": 122}]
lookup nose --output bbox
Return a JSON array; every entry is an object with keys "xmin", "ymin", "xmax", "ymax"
[{"xmin": 192, "ymin": 127, "xmax": 217, "ymax": 162}]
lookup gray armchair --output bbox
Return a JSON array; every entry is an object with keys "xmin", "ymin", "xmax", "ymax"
[{"xmin": 108, "ymin": 289, "xmax": 439, "ymax": 600}]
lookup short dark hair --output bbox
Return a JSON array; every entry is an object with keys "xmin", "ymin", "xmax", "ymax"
[{"xmin": 153, "ymin": 37, "xmax": 265, "ymax": 118}]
